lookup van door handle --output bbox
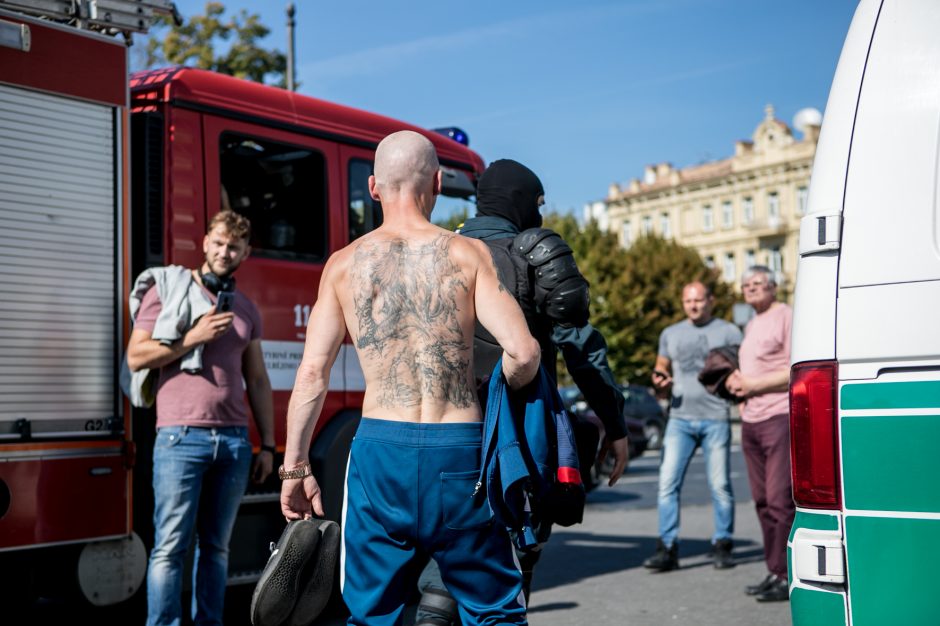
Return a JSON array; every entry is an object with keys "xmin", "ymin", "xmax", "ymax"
[{"xmin": 799, "ymin": 211, "xmax": 842, "ymax": 256}]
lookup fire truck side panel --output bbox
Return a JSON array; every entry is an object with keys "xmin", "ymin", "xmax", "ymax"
[
  {"xmin": 0, "ymin": 13, "xmax": 124, "ymax": 106},
  {"xmin": 0, "ymin": 445, "xmax": 127, "ymax": 548},
  {"xmin": 0, "ymin": 9, "xmax": 131, "ymax": 553},
  {"xmin": 164, "ymin": 106, "xmax": 208, "ymax": 270}
]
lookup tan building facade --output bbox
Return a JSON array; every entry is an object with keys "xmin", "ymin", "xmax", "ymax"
[{"xmin": 594, "ymin": 105, "xmax": 819, "ymax": 293}]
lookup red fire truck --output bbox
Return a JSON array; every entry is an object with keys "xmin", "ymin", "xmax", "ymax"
[{"xmin": 0, "ymin": 0, "xmax": 484, "ymax": 609}]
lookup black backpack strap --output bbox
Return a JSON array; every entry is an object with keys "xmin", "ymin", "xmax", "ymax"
[{"xmin": 472, "ymin": 238, "xmax": 541, "ymax": 381}]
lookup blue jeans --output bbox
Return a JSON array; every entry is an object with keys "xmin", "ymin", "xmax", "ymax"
[
  {"xmin": 656, "ymin": 418, "xmax": 734, "ymax": 547},
  {"xmin": 146, "ymin": 426, "xmax": 252, "ymax": 626}
]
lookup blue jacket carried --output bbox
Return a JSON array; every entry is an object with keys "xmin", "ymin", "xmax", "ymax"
[{"xmin": 478, "ymin": 360, "xmax": 585, "ymax": 551}]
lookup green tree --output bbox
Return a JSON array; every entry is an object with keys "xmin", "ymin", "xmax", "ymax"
[
  {"xmin": 142, "ymin": 2, "xmax": 287, "ymax": 87},
  {"xmin": 543, "ymin": 215, "xmax": 735, "ymax": 385},
  {"xmin": 433, "ymin": 205, "xmax": 471, "ymax": 233}
]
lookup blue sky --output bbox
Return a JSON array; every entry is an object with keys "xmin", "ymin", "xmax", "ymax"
[{"xmin": 163, "ymin": 0, "xmax": 859, "ymax": 221}]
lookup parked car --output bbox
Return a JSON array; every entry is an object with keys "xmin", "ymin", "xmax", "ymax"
[
  {"xmin": 558, "ymin": 385, "xmax": 649, "ymax": 489},
  {"xmin": 620, "ymin": 384, "xmax": 668, "ymax": 452}
]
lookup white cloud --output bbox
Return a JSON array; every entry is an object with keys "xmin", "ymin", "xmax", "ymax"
[{"xmin": 298, "ymin": 1, "xmax": 679, "ymax": 82}]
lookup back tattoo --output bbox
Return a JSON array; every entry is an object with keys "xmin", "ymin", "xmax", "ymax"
[{"xmin": 351, "ymin": 234, "xmax": 475, "ymax": 408}]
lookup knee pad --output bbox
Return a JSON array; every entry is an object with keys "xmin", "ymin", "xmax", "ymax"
[{"xmin": 416, "ymin": 587, "xmax": 459, "ymax": 625}]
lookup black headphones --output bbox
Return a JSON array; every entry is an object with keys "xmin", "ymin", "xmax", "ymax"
[{"xmin": 201, "ymin": 271, "xmax": 236, "ymax": 295}]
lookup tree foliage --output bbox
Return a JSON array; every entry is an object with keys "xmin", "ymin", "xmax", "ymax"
[
  {"xmin": 142, "ymin": 2, "xmax": 287, "ymax": 87},
  {"xmin": 433, "ymin": 205, "xmax": 471, "ymax": 233},
  {"xmin": 543, "ymin": 214, "xmax": 736, "ymax": 385}
]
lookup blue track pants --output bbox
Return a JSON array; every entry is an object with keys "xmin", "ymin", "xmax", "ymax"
[{"xmin": 341, "ymin": 418, "xmax": 527, "ymax": 626}]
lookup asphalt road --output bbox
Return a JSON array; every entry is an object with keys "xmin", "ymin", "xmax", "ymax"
[
  {"xmin": 311, "ymin": 424, "xmax": 792, "ymax": 626},
  {"xmin": 18, "ymin": 424, "xmax": 792, "ymax": 626},
  {"xmin": 524, "ymin": 433, "xmax": 791, "ymax": 626}
]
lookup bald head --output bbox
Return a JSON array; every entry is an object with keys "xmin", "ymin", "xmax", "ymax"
[
  {"xmin": 681, "ymin": 280, "xmax": 714, "ymax": 326},
  {"xmin": 373, "ymin": 130, "xmax": 440, "ymax": 193}
]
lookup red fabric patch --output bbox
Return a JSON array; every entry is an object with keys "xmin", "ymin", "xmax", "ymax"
[{"xmin": 557, "ymin": 467, "xmax": 581, "ymax": 484}]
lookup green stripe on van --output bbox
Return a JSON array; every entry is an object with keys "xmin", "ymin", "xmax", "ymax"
[
  {"xmin": 842, "ymin": 414, "xmax": 940, "ymax": 512},
  {"xmin": 845, "ymin": 516, "xmax": 940, "ymax": 626},
  {"xmin": 788, "ymin": 511, "xmax": 839, "ymax": 543},
  {"xmin": 790, "ymin": 587, "xmax": 846, "ymax": 626},
  {"xmin": 841, "ymin": 381, "xmax": 940, "ymax": 410}
]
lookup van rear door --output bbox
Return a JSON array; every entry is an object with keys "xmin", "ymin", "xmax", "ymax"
[{"xmin": 833, "ymin": 1, "xmax": 940, "ymax": 624}]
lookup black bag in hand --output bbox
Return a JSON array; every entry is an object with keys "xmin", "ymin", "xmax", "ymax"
[{"xmin": 250, "ymin": 518, "xmax": 340, "ymax": 626}]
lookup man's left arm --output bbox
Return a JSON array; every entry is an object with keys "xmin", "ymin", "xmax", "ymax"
[
  {"xmin": 243, "ymin": 339, "xmax": 275, "ymax": 483},
  {"xmin": 726, "ymin": 309, "xmax": 791, "ymax": 397},
  {"xmin": 553, "ymin": 324, "xmax": 629, "ymax": 486},
  {"xmin": 726, "ymin": 367, "xmax": 789, "ymax": 397}
]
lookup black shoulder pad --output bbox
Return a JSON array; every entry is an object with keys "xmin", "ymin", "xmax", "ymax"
[
  {"xmin": 534, "ymin": 253, "xmax": 583, "ymax": 290},
  {"xmin": 537, "ymin": 276, "xmax": 590, "ymax": 327},
  {"xmin": 512, "ymin": 228, "xmax": 573, "ymax": 266}
]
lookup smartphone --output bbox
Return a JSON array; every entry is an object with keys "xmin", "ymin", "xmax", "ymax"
[{"xmin": 216, "ymin": 291, "xmax": 235, "ymax": 313}]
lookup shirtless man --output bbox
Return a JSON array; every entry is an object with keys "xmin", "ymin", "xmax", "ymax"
[{"xmin": 279, "ymin": 131, "xmax": 541, "ymax": 626}]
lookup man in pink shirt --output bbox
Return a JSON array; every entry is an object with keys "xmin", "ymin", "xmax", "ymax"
[
  {"xmin": 726, "ymin": 265, "xmax": 793, "ymax": 603},
  {"xmin": 127, "ymin": 211, "xmax": 275, "ymax": 626}
]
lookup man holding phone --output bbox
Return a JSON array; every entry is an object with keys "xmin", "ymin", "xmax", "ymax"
[
  {"xmin": 126, "ymin": 210, "xmax": 274, "ymax": 626},
  {"xmin": 644, "ymin": 281, "xmax": 742, "ymax": 572},
  {"xmin": 216, "ymin": 290, "xmax": 235, "ymax": 313}
]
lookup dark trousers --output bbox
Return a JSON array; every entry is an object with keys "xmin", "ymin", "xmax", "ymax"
[{"xmin": 741, "ymin": 413, "xmax": 795, "ymax": 579}]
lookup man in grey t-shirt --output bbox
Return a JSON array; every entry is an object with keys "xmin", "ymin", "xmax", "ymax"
[{"xmin": 643, "ymin": 281, "xmax": 742, "ymax": 572}]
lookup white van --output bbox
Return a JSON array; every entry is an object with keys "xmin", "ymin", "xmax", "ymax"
[{"xmin": 788, "ymin": 1, "xmax": 940, "ymax": 624}]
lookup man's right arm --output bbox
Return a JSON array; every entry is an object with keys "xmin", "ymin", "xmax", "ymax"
[
  {"xmin": 554, "ymin": 324, "xmax": 627, "ymax": 440},
  {"xmin": 651, "ymin": 354, "xmax": 673, "ymax": 398},
  {"xmin": 554, "ymin": 324, "xmax": 629, "ymax": 486},
  {"xmin": 473, "ymin": 242, "xmax": 540, "ymax": 389},
  {"xmin": 281, "ymin": 257, "xmax": 347, "ymax": 520},
  {"xmin": 126, "ymin": 306, "xmax": 233, "ymax": 372}
]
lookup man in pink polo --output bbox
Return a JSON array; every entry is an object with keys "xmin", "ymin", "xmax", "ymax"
[{"xmin": 726, "ymin": 265, "xmax": 793, "ymax": 603}]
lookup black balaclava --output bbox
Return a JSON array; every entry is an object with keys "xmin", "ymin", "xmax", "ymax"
[{"xmin": 476, "ymin": 159, "xmax": 544, "ymax": 230}]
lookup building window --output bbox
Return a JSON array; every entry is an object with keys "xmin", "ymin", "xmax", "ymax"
[
  {"xmin": 743, "ymin": 197, "xmax": 754, "ymax": 224},
  {"xmin": 621, "ymin": 220, "xmax": 632, "ymax": 247},
  {"xmin": 642, "ymin": 215, "xmax": 653, "ymax": 235},
  {"xmin": 769, "ymin": 246, "xmax": 783, "ymax": 273},
  {"xmin": 660, "ymin": 213, "xmax": 671, "ymax": 238},
  {"xmin": 768, "ymin": 192, "xmax": 780, "ymax": 222},
  {"xmin": 797, "ymin": 186, "xmax": 809, "ymax": 215},
  {"xmin": 723, "ymin": 252, "xmax": 735, "ymax": 282},
  {"xmin": 745, "ymin": 249, "xmax": 756, "ymax": 269},
  {"xmin": 702, "ymin": 205, "xmax": 714, "ymax": 232},
  {"xmin": 721, "ymin": 201, "xmax": 733, "ymax": 229},
  {"xmin": 220, "ymin": 133, "xmax": 327, "ymax": 262},
  {"xmin": 705, "ymin": 255, "xmax": 715, "ymax": 269}
]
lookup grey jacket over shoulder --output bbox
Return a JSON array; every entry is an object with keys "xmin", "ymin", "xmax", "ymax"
[{"xmin": 119, "ymin": 265, "xmax": 214, "ymax": 408}]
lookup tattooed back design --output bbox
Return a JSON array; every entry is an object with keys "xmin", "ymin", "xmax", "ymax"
[{"xmin": 350, "ymin": 234, "xmax": 476, "ymax": 409}]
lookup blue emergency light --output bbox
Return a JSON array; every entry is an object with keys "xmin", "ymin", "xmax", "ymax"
[{"xmin": 432, "ymin": 127, "xmax": 469, "ymax": 146}]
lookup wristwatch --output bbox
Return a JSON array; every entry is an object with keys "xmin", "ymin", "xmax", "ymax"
[
  {"xmin": 260, "ymin": 444, "xmax": 276, "ymax": 455},
  {"xmin": 278, "ymin": 461, "xmax": 312, "ymax": 480}
]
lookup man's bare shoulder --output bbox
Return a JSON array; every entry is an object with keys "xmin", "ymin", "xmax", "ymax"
[
  {"xmin": 319, "ymin": 242, "xmax": 356, "ymax": 283},
  {"xmin": 448, "ymin": 231, "xmax": 491, "ymax": 269}
]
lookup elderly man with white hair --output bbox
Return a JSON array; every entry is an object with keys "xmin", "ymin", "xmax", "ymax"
[{"xmin": 726, "ymin": 265, "xmax": 794, "ymax": 603}]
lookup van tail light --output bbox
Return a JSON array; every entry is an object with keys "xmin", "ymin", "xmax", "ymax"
[{"xmin": 789, "ymin": 360, "xmax": 840, "ymax": 509}]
